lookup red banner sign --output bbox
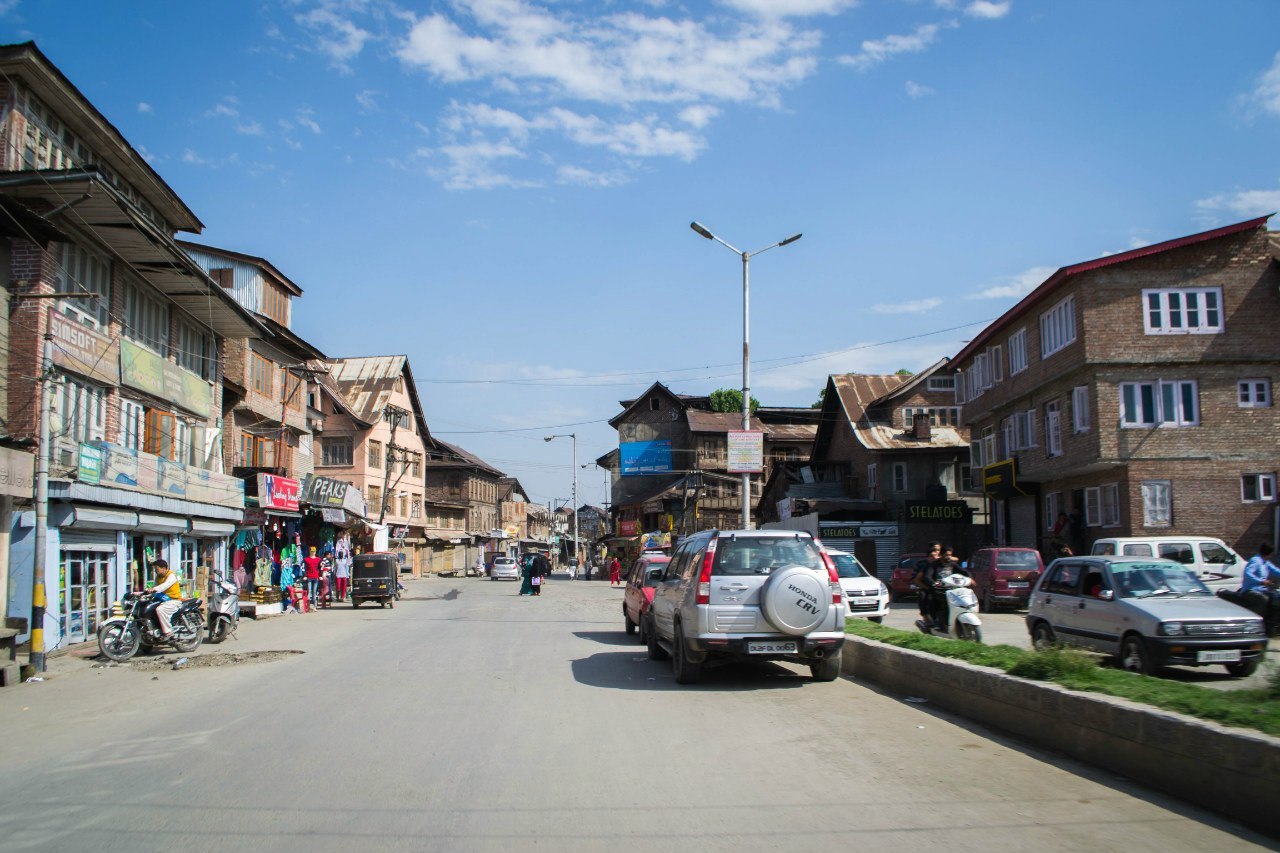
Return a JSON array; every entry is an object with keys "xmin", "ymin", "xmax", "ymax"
[
  {"xmin": 619, "ymin": 520, "xmax": 638, "ymax": 537},
  {"xmin": 257, "ymin": 474, "xmax": 300, "ymax": 511}
]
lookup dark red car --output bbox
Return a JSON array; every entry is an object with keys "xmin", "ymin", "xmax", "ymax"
[
  {"xmin": 892, "ymin": 554, "xmax": 928, "ymax": 600},
  {"xmin": 969, "ymin": 547, "xmax": 1044, "ymax": 611},
  {"xmin": 622, "ymin": 553, "xmax": 670, "ymax": 641}
]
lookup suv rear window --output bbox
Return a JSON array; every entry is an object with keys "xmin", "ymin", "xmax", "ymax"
[
  {"xmin": 712, "ymin": 535, "xmax": 823, "ymax": 576},
  {"xmin": 994, "ymin": 551, "xmax": 1040, "ymax": 569}
]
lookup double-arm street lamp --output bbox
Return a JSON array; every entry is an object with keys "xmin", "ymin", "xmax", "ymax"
[
  {"xmin": 544, "ymin": 433, "xmax": 578, "ymax": 572},
  {"xmin": 690, "ymin": 221, "xmax": 802, "ymax": 529}
]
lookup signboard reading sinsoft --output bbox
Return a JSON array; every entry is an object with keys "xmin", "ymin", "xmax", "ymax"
[{"xmin": 620, "ymin": 440, "xmax": 672, "ymax": 475}]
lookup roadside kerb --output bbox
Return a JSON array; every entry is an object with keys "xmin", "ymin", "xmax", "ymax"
[{"xmin": 841, "ymin": 634, "xmax": 1280, "ymax": 837}]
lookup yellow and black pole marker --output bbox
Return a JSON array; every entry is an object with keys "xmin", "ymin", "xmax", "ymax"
[{"xmin": 29, "ymin": 332, "xmax": 53, "ymax": 673}]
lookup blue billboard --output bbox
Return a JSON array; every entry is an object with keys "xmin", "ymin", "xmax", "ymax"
[{"xmin": 620, "ymin": 440, "xmax": 673, "ymax": 475}]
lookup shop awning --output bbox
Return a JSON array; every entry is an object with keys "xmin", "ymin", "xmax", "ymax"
[
  {"xmin": 189, "ymin": 519, "xmax": 236, "ymax": 537},
  {"xmin": 265, "ymin": 509, "xmax": 303, "ymax": 519},
  {"xmin": 46, "ymin": 504, "xmax": 137, "ymax": 530},
  {"xmin": 134, "ymin": 512, "xmax": 190, "ymax": 534}
]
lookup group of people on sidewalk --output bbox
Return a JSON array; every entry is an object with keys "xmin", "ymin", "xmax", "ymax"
[{"xmin": 279, "ymin": 546, "xmax": 352, "ymax": 613}]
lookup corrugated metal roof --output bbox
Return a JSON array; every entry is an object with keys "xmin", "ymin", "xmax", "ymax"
[
  {"xmin": 686, "ymin": 411, "xmax": 765, "ymax": 433},
  {"xmin": 832, "ymin": 374, "xmax": 911, "ymax": 424},
  {"xmin": 328, "ymin": 355, "xmax": 408, "ymax": 423},
  {"xmin": 766, "ymin": 423, "xmax": 817, "ymax": 442},
  {"xmin": 856, "ymin": 424, "xmax": 969, "ymax": 451}
]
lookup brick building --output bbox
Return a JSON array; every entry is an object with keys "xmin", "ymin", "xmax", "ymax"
[
  {"xmin": 951, "ymin": 216, "xmax": 1279, "ymax": 557},
  {"xmin": 424, "ymin": 437, "xmax": 504, "ymax": 571}
]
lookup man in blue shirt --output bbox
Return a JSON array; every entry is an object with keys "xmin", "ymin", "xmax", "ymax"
[{"xmin": 1241, "ymin": 543, "xmax": 1280, "ymax": 593}]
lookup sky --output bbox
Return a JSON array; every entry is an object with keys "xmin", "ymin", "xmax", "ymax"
[{"xmin": 3, "ymin": 0, "xmax": 1279, "ymax": 508}]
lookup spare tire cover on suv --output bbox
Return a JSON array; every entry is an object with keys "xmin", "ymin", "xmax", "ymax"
[{"xmin": 760, "ymin": 565, "xmax": 828, "ymax": 636}]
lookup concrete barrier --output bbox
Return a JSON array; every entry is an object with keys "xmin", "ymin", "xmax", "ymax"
[{"xmin": 841, "ymin": 635, "xmax": 1280, "ymax": 837}]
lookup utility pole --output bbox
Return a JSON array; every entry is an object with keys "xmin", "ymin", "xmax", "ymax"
[
  {"xmin": 29, "ymin": 333, "xmax": 52, "ymax": 672},
  {"xmin": 379, "ymin": 404, "xmax": 411, "ymax": 525}
]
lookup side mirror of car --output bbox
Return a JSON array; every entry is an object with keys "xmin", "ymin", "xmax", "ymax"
[
  {"xmin": 646, "ymin": 568, "xmax": 664, "ymax": 582},
  {"xmin": 1099, "ymin": 589, "xmax": 1114, "ymax": 601},
  {"xmin": 1225, "ymin": 554, "xmax": 1238, "ymax": 565}
]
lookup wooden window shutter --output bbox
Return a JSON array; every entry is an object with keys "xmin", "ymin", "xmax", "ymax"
[
  {"xmin": 145, "ymin": 410, "xmax": 175, "ymax": 459},
  {"xmin": 211, "ymin": 268, "xmax": 234, "ymax": 289}
]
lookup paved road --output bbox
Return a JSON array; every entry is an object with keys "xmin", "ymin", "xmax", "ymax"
[
  {"xmin": 0, "ymin": 577, "xmax": 1272, "ymax": 853},
  {"xmin": 880, "ymin": 597, "xmax": 1277, "ymax": 689}
]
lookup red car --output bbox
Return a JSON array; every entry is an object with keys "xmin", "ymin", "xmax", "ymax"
[
  {"xmin": 969, "ymin": 547, "xmax": 1044, "ymax": 611},
  {"xmin": 622, "ymin": 553, "xmax": 670, "ymax": 640},
  {"xmin": 892, "ymin": 554, "xmax": 928, "ymax": 600}
]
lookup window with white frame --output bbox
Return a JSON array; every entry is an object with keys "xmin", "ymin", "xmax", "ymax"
[
  {"xmin": 1120, "ymin": 380, "xmax": 1199, "ymax": 427},
  {"xmin": 1085, "ymin": 484, "xmax": 1120, "ymax": 527},
  {"xmin": 1012, "ymin": 410, "xmax": 1037, "ymax": 450},
  {"xmin": 902, "ymin": 407, "xmax": 960, "ymax": 428},
  {"xmin": 1040, "ymin": 295, "xmax": 1077, "ymax": 358},
  {"xmin": 991, "ymin": 345, "xmax": 1003, "ymax": 383},
  {"xmin": 1045, "ymin": 401, "xmax": 1062, "ymax": 457},
  {"xmin": 56, "ymin": 243, "xmax": 112, "ymax": 328},
  {"xmin": 1141, "ymin": 480, "xmax": 1172, "ymax": 526},
  {"xmin": 1142, "ymin": 288, "xmax": 1223, "ymax": 335},
  {"xmin": 176, "ymin": 319, "xmax": 213, "ymax": 380},
  {"xmin": 866, "ymin": 463, "xmax": 877, "ymax": 499},
  {"xmin": 122, "ymin": 278, "xmax": 170, "ymax": 355},
  {"xmin": 52, "ymin": 374, "xmax": 107, "ymax": 444},
  {"xmin": 1071, "ymin": 386, "xmax": 1090, "ymax": 432},
  {"xmin": 1008, "ymin": 328, "xmax": 1028, "ymax": 374},
  {"xmin": 973, "ymin": 352, "xmax": 990, "ymax": 396},
  {"xmin": 892, "ymin": 462, "xmax": 908, "ymax": 493},
  {"xmin": 1242, "ymin": 473, "xmax": 1276, "ymax": 503},
  {"xmin": 1044, "ymin": 492, "xmax": 1061, "ymax": 532},
  {"xmin": 927, "ymin": 376, "xmax": 955, "ymax": 392},
  {"xmin": 1238, "ymin": 379, "xmax": 1271, "ymax": 408},
  {"xmin": 120, "ymin": 399, "xmax": 145, "ymax": 450},
  {"xmin": 981, "ymin": 426, "xmax": 996, "ymax": 469}
]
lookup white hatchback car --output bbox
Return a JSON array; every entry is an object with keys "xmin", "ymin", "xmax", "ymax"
[
  {"xmin": 490, "ymin": 556, "xmax": 520, "ymax": 581},
  {"xmin": 827, "ymin": 549, "xmax": 890, "ymax": 623}
]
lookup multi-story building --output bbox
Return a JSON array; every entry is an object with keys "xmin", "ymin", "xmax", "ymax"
[
  {"xmin": 798, "ymin": 362, "xmax": 976, "ymax": 569},
  {"xmin": 951, "ymin": 216, "xmax": 1279, "ymax": 557},
  {"xmin": 424, "ymin": 437, "xmax": 504, "ymax": 571},
  {"xmin": 0, "ymin": 42, "xmax": 258, "ymax": 650},
  {"xmin": 323, "ymin": 356, "xmax": 430, "ymax": 574}
]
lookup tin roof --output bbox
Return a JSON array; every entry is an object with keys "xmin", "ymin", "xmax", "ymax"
[
  {"xmin": 831, "ymin": 374, "xmax": 911, "ymax": 424},
  {"xmin": 953, "ymin": 215, "xmax": 1273, "ymax": 366},
  {"xmin": 328, "ymin": 355, "xmax": 408, "ymax": 422},
  {"xmin": 426, "ymin": 437, "xmax": 504, "ymax": 478},
  {"xmin": 856, "ymin": 424, "xmax": 969, "ymax": 451},
  {"xmin": 686, "ymin": 410, "xmax": 765, "ymax": 433}
]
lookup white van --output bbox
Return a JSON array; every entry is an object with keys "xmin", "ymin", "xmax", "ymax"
[{"xmin": 1088, "ymin": 536, "xmax": 1244, "ymax": 588}]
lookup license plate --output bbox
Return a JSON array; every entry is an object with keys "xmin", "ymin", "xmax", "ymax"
[
  {"xmin": 1197, "ymin": 650, "xmax": 1241, "ymax": 663},
  {"xmin": 747, "ymin": 640, "xmax": 797, "ymax": 654},
  {"xmin": 854, "ymin": 597, "xmax": 878, "ymax": 606},
  {"xmin": 1007, "ymin": 582, "xmax": 1029, "ymax": 588}
]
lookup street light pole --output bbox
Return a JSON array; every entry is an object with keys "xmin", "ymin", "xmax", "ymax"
[
  {"xmin": 545, "ymin": 433, "xmax": 578, "ymax": 574},
  {"xmin": 690, "ymin": 222, "xmax": 802, "ymax": 530}
]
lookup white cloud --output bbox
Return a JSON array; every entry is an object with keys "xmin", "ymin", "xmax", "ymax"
[
  {"xmin": 295, "ymin": 108, "xmax": 322, "ymax": 134},
  {"xmin": 838, "ymin": 22, "xmax": 953, "ymax": 71},
  {"xmin": 1244, "ymin": 51, "xmax": 1280, "ymax": 117},
  {"xmin": 970, "ymin": 265, "xmax": 1055, "ymax": 299},
  {"xmin": 965, "ymin": 1, "xmax": 1010, "ymax": 20},
  {"xmin": 871, "ymin": 297, "xmax": 942, "ymax": 314},
  {"xmin": 356, "ymin": 90, "xmax": 381, "ymax": 113},
  {"xmin": 1194, "ymin": 184, "xmax": 1280, "ymax": 221},
  {"xmin": 205, "ymin": 96, "xmax": 263, "ymax": 135},
  {"xmin": 556, "ymin": 165, "xmax": 630, "ymax": 187},
  {"xmin": 679, "ymin": 104, "xmax": 721, "ymax": 128},
  {"xmin": 905, "ymin": 80, "xmax": 934, "ymax": 98},
  {"xmin": 716, "ymin": 0, "xmax": 859, "ymax": 17},
  {"xmin": 295, "ymin": 5, "xmax": 372, "ymax": 72},
  {"xmin": 137, "ymin": 102, "xmax": 153, "ymax": 114}
]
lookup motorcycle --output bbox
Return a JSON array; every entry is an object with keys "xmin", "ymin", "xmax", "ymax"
[
  {"xmin": 916, "ymin": 572, "xmax": 983, "ymax": 642},
  {"xmin": 97, "ymin": 591, "xmax": 203, "ymax": 662},
  {"xmin": 1216, "ymin": 587, "xmax": 1280, "ymax": 637},
  {"xmin": 207, "ymin": 569, "xmax": 240, "ymax": 643}
]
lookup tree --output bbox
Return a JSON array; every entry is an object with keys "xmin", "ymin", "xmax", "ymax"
[
  {"xmin": 709, "ymin": 388, "xmax": 759, "ymax": 415},
  {"xmin": 811, "ymin": 387, "xmax": 826, "ymax": 409},
  {"xmin": 896, "ymin": 368, "xmax": 913, "ymax": 376}
]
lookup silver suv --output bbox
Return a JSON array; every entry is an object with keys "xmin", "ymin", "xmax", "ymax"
[
  {"xmin": 1026, "ymin": 556, "xmax": 1267, "ymax": 677},
  {"xmin": 645, "ymin": 529, "xmax": 845, "ymax": 684}
]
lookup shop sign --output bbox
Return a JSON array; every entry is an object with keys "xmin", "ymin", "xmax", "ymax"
[
  {"xmin": 77, "ymin": 443, "xmax": 103, "ymax": 485},
  {"xmin": 620, "ymin": 440, "xmax": 672, "ymax": 475},
  {"xmin": 726, "ymin": 430, "xmax": 764, "ymax": 473},
  {"xmin": 392, "ymin": 526, "xmax": 408, "ymax": 539},
  {"xmin": 504, "ymin": 524, "xmax": 520, "ymax": 537},
  {"xmin": 120, "ymin": 338, "xmax": 211, "ymax": 418},
  {"xmin": 905, "ymin": 500, "xmax": 973, "ymax": 523},
  {"xmin": 821, "ymin": 523, "xmax": 898, "ymax": 539},
  {"xmin": 860, "ymin": 525, "xmax": 898, "ymax": 537},
  {"xmin": 641, "ymin": 531, "xmax": 670, "ymax": 550},
  {"xmin": 48, "ymin": 308, "xmax": 120, "ymax": 385},
  {"xmin": 258, "ymin": 474, "xmax": 300, "ymax": 511},
  {"xmin": 342, "ymin": 485, "xmax": 368, "ymax": 518},
  {"xmin": 243, "ymin": 507, "xmax": 266, "ymax": 526},
  {"xmin": 320, "ymin": 508, "xmax": 346, "ymax": 524},
  {"xmin": 0, "ymin": 445, "xmax": 35, "ymax": 499},
  {"xmin": 618, "ymin": 519, "xmax": 639, "ymax": 537},
  {"xmin": 301, "ymin": 474, "xmax": 349, "ymax": 508}
]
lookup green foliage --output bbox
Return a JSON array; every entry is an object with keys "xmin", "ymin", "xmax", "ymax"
[
  {"xmin": 811, "ymin": 387, "xmax": 826, "ymax": 409},
  {"xmin": 709, "ymin": 388, "xmax": 760, "ymax": 415},
  {"xmin": 895, "ymin": 368, "xmax": 913, "ymax": 376},
  {"xmin": 844, "ymin": 619, "xmax": 1280, "ymax": 736}
]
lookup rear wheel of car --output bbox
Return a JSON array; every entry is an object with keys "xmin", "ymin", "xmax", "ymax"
[
  {"xmin": 1225, "ymin": 659, "xmax": 1259, "ymax": 678},
  {"xmin": 1120, "ymin": 635, "xmax": 1156, "ymax": 676},
  {"xmin": 1031, "ymin": 621, "xmax": 1056, "ymax": 649},
  {"xmin": 809, "ymin": 649, "xmax": 842, "ymax": 682},
  {"xmin": 672, "ymin": 626, "xmax": 703, "ymax": 685},
  {"xmin": 624, "ymin": 606, "xmax": 636, "ymax": 635},
  {"xmin": 645, "ymin": 616, "xmax": 668, "ymax": 661}
]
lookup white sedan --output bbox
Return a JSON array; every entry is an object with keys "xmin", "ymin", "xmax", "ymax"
[
  {"xmin": 827, "ymin": 549, "xmax": 890, "ymax": 623},
  {"xmin": 490, "ymin": 556, "xmax": 520, "ymax": 581}
]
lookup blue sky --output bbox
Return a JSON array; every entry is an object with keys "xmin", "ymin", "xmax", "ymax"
[{"xmin": 4, "ymin": 0, "xmax": 1278, "ymax": 507}]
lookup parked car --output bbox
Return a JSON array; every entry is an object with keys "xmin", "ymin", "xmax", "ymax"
[
  {"xmin": 1089, "ymin": 536, "xmax": 1243, "ymax": 589},
  {"xmin": 623, "ymin": 553, "xmax": 671, "ymax": 640},
  {"xmin": 892, "ymin": 553, "xmax": 927, "ymax": 599},
  {"xmin": 1026, "ymin": 555, "xmax": 1267, "ymax": 677},
  {"xmin": 826, "ymin": 549, "xmax": 889, "ymax": 623},
  {"xmin": 645, "ymin": 529, "xmax": 845, "ymax": 684},
  {"xmin": 490, "ymin": 556, "xmax": 520, "ymax": 581},
  {"xmin": 969, "ymin": 547, "xmax": 1043, "ymax": 612}
]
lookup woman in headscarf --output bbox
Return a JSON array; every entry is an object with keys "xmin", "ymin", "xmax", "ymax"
[{"xmin": 519, "ymin": 553, "xmax": 536, "ymax": 596}]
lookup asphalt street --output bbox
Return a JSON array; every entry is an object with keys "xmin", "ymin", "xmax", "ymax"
[{"xmin": 0, "ymin": 576, "xmax": 1273, "ymax": 853}]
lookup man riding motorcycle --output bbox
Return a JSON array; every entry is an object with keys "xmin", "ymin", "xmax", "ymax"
[{"xmin": 147, "ymin": 558, "xmax": 183, "ymax": 640}]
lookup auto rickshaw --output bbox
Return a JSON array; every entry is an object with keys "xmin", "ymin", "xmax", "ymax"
[{"xmin": 351, "ymin": 552, "xmax": 399, "ymax": 608}]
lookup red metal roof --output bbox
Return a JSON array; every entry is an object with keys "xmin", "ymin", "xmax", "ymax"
[{"xmin": 952, "ymin": 215, "xmax": 1273, "ymax": 367}]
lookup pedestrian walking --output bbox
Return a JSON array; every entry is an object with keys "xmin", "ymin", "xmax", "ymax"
[
  {"xmin": 519, "ymin": 554, "xmax": 536, "ymax": 596},
  {"xmin": 303, "ymin": 546, "xmax": 322, "ymax": 606},
  {"xmin": 608, "ymin": 556, "xmax": 621, "ymax": 586},
  {"xmin": 334, "ymin": 549, "xmax": 350, "ymax": 602},
  {"xmin": 532, "ymin": 552, "xmax": 550, "ymax": 595}
]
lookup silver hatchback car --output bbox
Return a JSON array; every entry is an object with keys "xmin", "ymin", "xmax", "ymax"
[
  {"xmin": 1026, "ymin": 556, "xmax": 1267, "ymax": 677},
  {"xmin": 645, "ymin": 529, "xmax": 845, "ymax": 684}
]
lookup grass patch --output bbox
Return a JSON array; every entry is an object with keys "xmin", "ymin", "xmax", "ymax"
[{"xmin": 845, "ymin": 619, "xmax": 1280, "ymax": 737}]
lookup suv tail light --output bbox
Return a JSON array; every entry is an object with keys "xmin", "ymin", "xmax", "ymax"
[
  {"xmin": 820, "ymin": 550, "xmax": 842, "ymax": 604},
  {"xmin": 695, "ymin": 540, "xmax": 718, "ymax": 604}
]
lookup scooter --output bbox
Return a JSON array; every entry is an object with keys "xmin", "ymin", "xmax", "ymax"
[
  {"xmin": 207, "ymin": 569, "xmax": 240, "ymax": 643},
  {"xmin": 916, "ymin": 572, "xmax": 983, "ymax": 643}
]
